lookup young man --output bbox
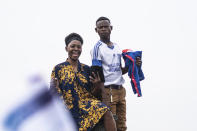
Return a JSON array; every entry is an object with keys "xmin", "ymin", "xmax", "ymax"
[{"xmin": 91, "ymin": 16, "xmax": 141, "ymax": 131}]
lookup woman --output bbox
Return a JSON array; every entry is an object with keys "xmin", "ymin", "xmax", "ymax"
[{"xmin": 50, "ymin": 33, "xmax": 116, "ymax": 131}]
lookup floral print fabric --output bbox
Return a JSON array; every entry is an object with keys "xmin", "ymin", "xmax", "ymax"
[{"xmin": 51, "ymin": 61, "xmax": 108, "ymax": 131}]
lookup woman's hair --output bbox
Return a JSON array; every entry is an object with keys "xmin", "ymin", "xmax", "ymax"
[{"xmin": 65, "ymin": 33, "xmax": 83, "ymax": 46}]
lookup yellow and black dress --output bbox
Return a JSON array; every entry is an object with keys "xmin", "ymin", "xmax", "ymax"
[{"xmin": 51, "ymin": 60, "xmax": 109, "ymax": 131}]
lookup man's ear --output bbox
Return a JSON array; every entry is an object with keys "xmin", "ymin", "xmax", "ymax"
[
  {"xmin": 65, "ymin": 46, "xmax": 68, "ymax": 52},
  {"xmin": 95, "ymin": 27, "xmax": 97, "ymax": 33},
  {"xmin": 110, "ymin": 26, "xmax": 113, "ymax": 30}
]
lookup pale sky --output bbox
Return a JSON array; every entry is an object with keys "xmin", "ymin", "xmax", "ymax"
[{"xmin": 0, "ymin": 0, "xmax": 197, "ymax": 130}]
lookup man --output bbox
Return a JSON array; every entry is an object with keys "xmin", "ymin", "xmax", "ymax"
[{"xmin": 91, "ymin": 16, "xmax": 142, "ymax": 131}]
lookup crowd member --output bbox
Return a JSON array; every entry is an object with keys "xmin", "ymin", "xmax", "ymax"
[{"xmin": 91, "ymin": 17, "xmax": 142, "ymax": 131}]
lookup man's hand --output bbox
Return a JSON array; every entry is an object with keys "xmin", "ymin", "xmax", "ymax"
[{"xmin": 136, "ymin": 57, "xmax": 142, "ymax": 66}]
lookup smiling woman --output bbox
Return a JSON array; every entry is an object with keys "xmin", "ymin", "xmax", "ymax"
[
  {"xmin": 66, "ymin": 40, "xmax": 82, "ymax": 62},
  {"xmin": 65, "ymin": 33, "xmax": 83, "ymax": 63},
  {"xmin": 50, "ymin": 33, "xmax": 117, "ymax": 131}
]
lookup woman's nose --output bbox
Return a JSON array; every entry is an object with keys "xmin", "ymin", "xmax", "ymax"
[{"xmin": 74, "ymin": 46, "xmax": 80, "ymax": 50}]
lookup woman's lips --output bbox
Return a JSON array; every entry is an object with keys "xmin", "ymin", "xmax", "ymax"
[{"xmin": 72, "ymin": 51, "xmax": 80, "ymax": 57}]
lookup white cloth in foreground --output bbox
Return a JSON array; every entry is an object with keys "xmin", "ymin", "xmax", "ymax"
[{"xmin": 3, "ymin": 74, "xmax": 76, "ymax": 131}]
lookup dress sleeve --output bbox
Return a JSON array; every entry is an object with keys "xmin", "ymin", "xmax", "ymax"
[
  {"xmin": 51, "ymin": 66, "xmax": 56, "ymax": 79},
  {"xmin": 84, "ymin": 65, "xmax": 93, "ymax": 92}
]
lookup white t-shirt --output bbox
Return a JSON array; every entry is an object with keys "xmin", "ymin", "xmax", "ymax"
[{"xmin": 91, "ymin": 40, "xmax": 125, "ymax": 86}]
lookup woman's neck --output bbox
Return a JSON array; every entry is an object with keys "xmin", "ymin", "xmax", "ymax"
[{"xmin": 67, "ymin": 58, "xmax": 78, "ymax": 72}]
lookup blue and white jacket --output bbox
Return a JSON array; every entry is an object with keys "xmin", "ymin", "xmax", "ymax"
[{"xmin": 122, "ymin": 49, "xmax": 145, "ymax": 97}]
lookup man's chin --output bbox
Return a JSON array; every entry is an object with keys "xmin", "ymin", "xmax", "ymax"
[{"xmin": 100, "ymin": 35, "xmax": 108, "ymax": 40}]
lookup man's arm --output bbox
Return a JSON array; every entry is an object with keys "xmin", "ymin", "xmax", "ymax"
[
  {"xmin": 121, "ymin": 67, "xmax": 128, "ymax": 75},
  {"xmin": 121, "ymin": 56, "xmax": 142, "ymax": 75}
]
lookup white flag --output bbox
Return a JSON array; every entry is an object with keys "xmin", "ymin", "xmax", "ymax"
[{"xmin": 3, "ymin": 74, "xmax": 76, "ymax": 131}]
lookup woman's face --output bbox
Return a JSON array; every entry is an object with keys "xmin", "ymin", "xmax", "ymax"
[{"xmin": 66, "ymin": 40, "xmax": 82, "ymax": 61}]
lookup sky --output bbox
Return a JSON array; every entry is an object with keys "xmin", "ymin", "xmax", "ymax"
[{"xmin": 0, "ymin": 0, "xmax": 197, "ymax": 130}]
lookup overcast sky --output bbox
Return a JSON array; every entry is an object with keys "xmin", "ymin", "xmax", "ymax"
[{"xmin": 0, "ymin": 0, "xmax": 197, "ymax": 130}]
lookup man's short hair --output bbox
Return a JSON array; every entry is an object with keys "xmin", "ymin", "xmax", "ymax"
[{"xmin": 96, "ymin": 16, "xmax": 111, "ymax": 25}]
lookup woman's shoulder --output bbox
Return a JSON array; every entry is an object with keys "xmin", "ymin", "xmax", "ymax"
[
  {"xmin": 53, "ymin": 61, "xmax": 69, "ymax": 69},
  {"xmin": 80, "ymin": 63, "xmax": 92, "ymax": 75},
  {"xmin": 80, "ymin": 63, "xmax": 90, "ymax": 69}
]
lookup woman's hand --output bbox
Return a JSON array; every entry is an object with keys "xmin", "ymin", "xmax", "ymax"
[
  {"xmin": 89, "ymin": 72, "xmax": 103, "ymax": 98},
  {"xmin": 50, "ymin": 78, "xmax": 59, "ymax": 95},
  {"xmin": 89, "ymin": 72, "xmax": 101, "ymax": 84}
]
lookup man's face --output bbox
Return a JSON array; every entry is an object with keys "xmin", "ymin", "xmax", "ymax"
[{"xmin": 95, "ymin": 20, "xmax": 112, "ymax": 39}]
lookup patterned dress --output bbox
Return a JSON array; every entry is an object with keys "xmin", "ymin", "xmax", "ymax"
[{"xmin": 51, "ymin": 60, "xmax": 109, "ymax": 131}]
